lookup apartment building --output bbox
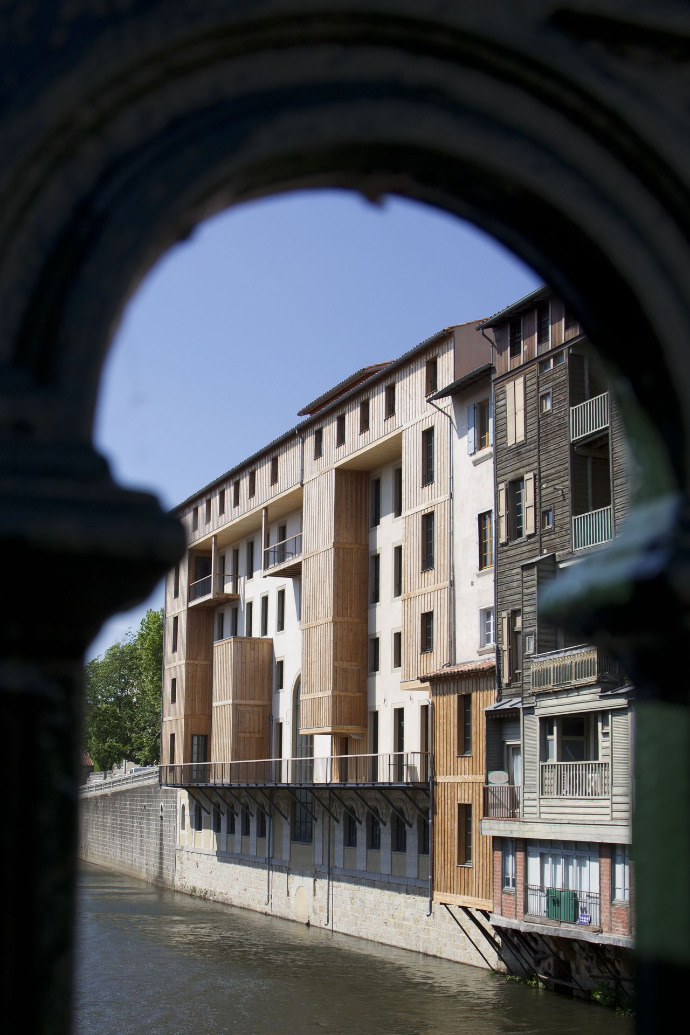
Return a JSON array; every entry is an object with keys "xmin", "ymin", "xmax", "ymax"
[
  {"xmin": 479, "ymin": 287, "xmax": 634, "ymax": 995},
  {"xmin": 159, "ymin": 321, "xmax": 501, "ymax": 966}
]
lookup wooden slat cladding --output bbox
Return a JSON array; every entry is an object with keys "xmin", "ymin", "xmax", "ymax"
[
  {"xmin": 431, "ymin": 673, "xmax": 495, "ymax": 907},
  {"xmin": 211, "ymin": 637, "xmax": 273, "ymax": 762},
  {"xmin": 610, "ymin": 391, "xmax": 632, "ymax": 531},
  {"xmin": 402, "ymin": 589, "xmax": 448, "ymax": 681},
  {"xmin": 301, "ymin": 469, "xmax": 369, "ymax": 734},
  {"xmin": 401, "ymin": 411, "xmax": 450, "ymax": 516}
]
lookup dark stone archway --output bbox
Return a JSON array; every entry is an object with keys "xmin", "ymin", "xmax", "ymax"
[{"xmin": 1, "ymin": 3, "xmax": 688, "ymax": 1031}]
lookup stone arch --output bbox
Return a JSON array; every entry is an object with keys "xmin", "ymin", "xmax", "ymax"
[{"xmin": 3, "ymin": 4, "xmax": 689, "ymax": 1031}]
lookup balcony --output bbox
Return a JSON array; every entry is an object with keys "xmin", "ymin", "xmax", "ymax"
[
  {"xmin": 526, "ymin": 885, "xmax": 600, "ymax": 928},
  {"xmin": 530, "ymin": 644, "xmax": 621, "ymax": 693},
  {"xmin": 540, "ymin": 761, "xmax": 610, "ymax": 797},
  {"xmin": 188, "ymin": 572, "xmax": 240, "ymax": 608},
  {"xmin": 572, "ymin": 504, "xmax": 612, "ymax": 551},
  {"xmin": 263, "ymin": 532, "xmax": 302, "ymax": 577},
  {"xmin": 570, "ymin": 391, "xmax": 609, "ymax": 442},
  {"xmin": 160, "ymin": 751, "xmax": 429, "ymax": 788},
  {"xmin": 483, "ymin": 784, "xmax": 521, "ymax": 819}
]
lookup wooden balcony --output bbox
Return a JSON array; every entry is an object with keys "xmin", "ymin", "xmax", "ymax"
[
  {"xmin": 160, "ymin": 751, "xmax": 429, "ymax": 788},
  {"xmin": 263, "ymin": 532, "xmax": 302, "ymax": 577},
  {"xmin": 188, "ymin": 572, "xmax": 240, "ymax": 608},
  {"xmin": 572, "ymin": 504, "xmax": 612, "ymax": 550},
  {"xmin": 483, "ymin": 784, "xmax": 521, "ymax": 819},
  {"xmin": 540, "ymin": 761, "xmax": 610, "ymax": 797},
  {"xmin": 570, "ymin": 391, "xmax": 609, "ymax": 442},
  {"xmin": 530, "ymin": 644, "xmax": 621, "ymax": 693}
]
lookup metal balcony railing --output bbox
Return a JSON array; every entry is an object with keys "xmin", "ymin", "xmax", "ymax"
[
  {"xmin": 188, "ymin": 573, "xmax": 238, "ymax": 602},
  {"xmin": 264, "ymin": 533, "xmax": 302, "ymax": 571},
  {"xmin": 540, "ymin": 761, "xmax": 610, "ymax": 797},
  {"xmin": 530, "ymin": 644, "xmax": 620, "ymax": 692},
  {"xmin": 526, "ymin": 885, "xmax": 600, "ymax": 927},
  {"xmin": 160, "ymin": 751, "xmax": 429, "ymax": 788},
  {"xmin": 572, "ymin": 504, "xmax": 612, "ymax": 551},
  {"xmin": 483, "ymin": 784, "xmax": 521, "ymax": 818},
  {"xmin": 570, "ymin": 391, "xmax": 609, "ymax": 442}
]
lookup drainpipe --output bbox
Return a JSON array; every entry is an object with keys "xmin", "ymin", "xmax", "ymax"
[
  {"xmin": 425, "ymin": 697, "xmax": 434, "ymax": 916},
  {"xmin": 481, "ymin": 328, "xmax": 500, "ymax": 692},
  {"xmin": 426, "ymin": 399, "xmax": 455, "ymax": 667}
]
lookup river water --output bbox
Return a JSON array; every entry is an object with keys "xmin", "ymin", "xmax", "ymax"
[{"xmin": 74, "ymin": 864, "xmax": 632, "ymax": 1035}]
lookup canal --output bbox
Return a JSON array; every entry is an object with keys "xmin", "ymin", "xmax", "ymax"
[{"xmin": 74, "ymin": 864, "xmax": 632, "ymax": 1035}]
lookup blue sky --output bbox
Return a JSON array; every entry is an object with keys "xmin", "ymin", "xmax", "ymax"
[{"xmin": 89, "ymin": 189, "xmax": 539, "ymax": 659}]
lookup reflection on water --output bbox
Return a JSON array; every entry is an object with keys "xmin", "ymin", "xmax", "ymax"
[{"xmin": 74, "ymin": 864, "xmax": 632, "ymax": 1035}]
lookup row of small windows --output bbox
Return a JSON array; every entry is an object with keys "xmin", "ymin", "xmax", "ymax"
[{"xmin": 366, "ymin": 607, "xmax": 493, "ymax": 675}]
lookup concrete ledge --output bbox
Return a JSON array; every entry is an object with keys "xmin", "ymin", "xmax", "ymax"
[{"xmin": 490, "ymin": 912, "xmax": 635, "ymax": 949}]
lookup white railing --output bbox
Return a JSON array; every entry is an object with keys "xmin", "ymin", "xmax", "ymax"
[
  {"xmin": 530, "ymin": 644, "xmax": 620, "ymax": 692},
  {"xmin": 570, "ymin": 391, "xmax": 609, "ymax": 442},
  {"xmin": 572, "ymin": 504, "xmax": 612, "ymax": 551},
  {"xmin": 80, "ymin": 768, "xmax": 159, "ymax": 795},
  {"xmin": 540, "ymin": 761, "xmax": 610, "ymax": 797}
]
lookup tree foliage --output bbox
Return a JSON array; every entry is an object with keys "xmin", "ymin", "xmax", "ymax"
[{"xmin": 84, "ymin": 608, "xmax": 163, "ymax": 770}]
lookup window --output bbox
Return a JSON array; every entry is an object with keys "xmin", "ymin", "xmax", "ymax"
[
  {"xmin": 369, "ymin": 637, "xmax": 380, "ymax": 673},
  {"xmin": 205, "ymin": 497, "xmax": 211, "ymax": 523},
  {"xmin": 480, "ymin": 607, "xmax": 495, "ymax": 648},
  {"xmin": 173, "ymin": 563, "xmax": 180, "ymax": 598},
  {"xmin": 336, "ymin": 413, "xmax": 346, "ymax": 446},
  {"xmin": 171, "ymin": 616, "xmax": 178, "ymax": 653},
  {"xmin": 613, "ymin": 845, "xmax": 630, "ymax": 902},
  {"xmin": 419, "ymin": 816, "xmax": 430, "ymax": 856},
  {"xmin": 276, "ymin": 659, "xmax": 284, "ymax": 690},
  {"xmin": 241, "ymin": 806, "xmax": 251, "ymax": 837},
  {"xmin": 393, "ymin": 544, "xmax": 402, "ymax": 598},
  {"xmin": 216, "ymin": 611, "xmax": 224, "ymax": 641},
  {"xmin": 539, "ymin": 356, "xmax": 553, "ymax": 373},
  {"xmin": 213, "ymin": 806, "xmax": 221, "ymax": 834},
  {"xmin": 393, "ymin": 631, "xmax": 402, "ymax": 670},
  {"xmin": 385, "ymin": 383, "xmax": 396, "ymax": 417},
  {"xmin": 194, "ymin": 803, "xmax": 203, "ymax": 832},
  {"xmin": 230, "ymin": 606, "xmax": 238, "ymax": 637},
  {"xmin": 564, "ymin": 307, "xmax": 578, "ymax": 334},
  {"xmin": 501, "ymin": 610, "xmax": 522, "ymax": 684},
  {"xmin": 509, "ymin": 317, "xmax": 522, "ymax": 358},
  {"xmin": 192, "ymin": 507, "xmax": 198, "ymax": 531},
  {"xmin": 524, "ymin": 633, "xmax": 535, "ymax": 655},
  {"xmin": 218, "ymin": 488, "xmax": 225, "ymax": 515},
  {"xmin": 228, "ymin": 810, "xmax": 235, "ymax": 836},
  {"xmin": 360, "ymin": 399, "xmax": 370, "ymax": 434},
  {"xmin": 503, "ymin": 838, "xmax": 516, "ymax": 889},
  {"xmin": 261, "ymin": 595, "xmax": 268, "ymax": 636},
  {"xmin": 257, "ymin": 809, "xmax": 267, "ymax": 839},
  {"xmin": 393, "ymin": 466, "xmax": 402, "ymax": 517},
  {"xmin": 456, "ymin": 804, "xmax": 472, "ymax": 865},
  {"xmin": 245, "ymin": 601, "xmax": 253, "ymax": 637},
  {"xmin": 422, "ymin": 427, "xmax": 434, "ymax": 486},
  {"xmin": 457, "ymin": 694, "xmax": 472, "ymax": 755},
  {"xmin": 170, "ymin": 677, "xmax": 177, "ymax": 703},
  {"xmin": 270, "ymin": 456, "xmax": 278, "ymax": 484},
  {"xmin": 540, "ymin": 390, "xmax": 552, "ymax": 414},
  {"xmin": 425, "ymin": 357, "xmax": 438, "ymax": 395},
  {"xmin": 276, "ymin": 588, "xmax": 285, "ymax": 632},
  {"xmin": 248, "ymin": 470, "xmax": 256, "ymax": 498},
  {"xmin": 169, "ymin": 732, "xmax": 175, "ymax": 764},
  {"xmin": 233, "ymin": 479, "xmax": 240, "ymax": 507},
  {"xmin": 478, "ymin": 511, "xmax": 493, "ymax": 569},
  {"xmin": 421, "ymin": 610, "xmax": 434, "ymax": 654},
  {"xmin": 291, "ymin": 790, "xmax": 313, "ymax": 843},
  {"xmin": 345, "ymin": 812, "xmax": 357, "ymax": 848},
  {"xmin": 180, "ymin": 804, "xmax": 185, "ymax": 831},
  {"xmin": 421, "ymin": 511, "xmax": 434, "ymax": 571},
  {"xmin": 313, "ymin": 428, "xmax": 323, "ymax": 459},
  {"xmin": 393, "ymin": 814, "xmax": 407, "ymax": 853},
  {"xmin": 536, "ymin": 301, "xmax": 550, "ymax": 350},
  {"xmin": 554, "ymin": 350, "xmax": 566, "ymax": 366},
  {"xmin": 370, "ymin": 477, "xmax": 381, "ymax": 526},
  {"xmin": 468, "ymin": 397, "xmax": 492, "ymax": 453},
  {"xmin": 498, "ymin": 474, "xmax": 535, "ymax": 543},
  {"xmin": 367, "ymin": 809, "xmax": 381, "ymax": 851},
  {"xmin": 505, "ymin": 376, "xmax": 525, "ymax": 445},
  {"xmin": 370, "ymin": 554, "xmax": 380, "ymax": 604},
  {"xmin": 191, "ymin": 734, "xmax": 208, "ymax": 766},
  {"xmin": 246, "ymin": 539, "xmax": 254, "ymax": 578},
  {"xmin": 542, "ymin": 507, "xmax": 554, "ymax": 530}
]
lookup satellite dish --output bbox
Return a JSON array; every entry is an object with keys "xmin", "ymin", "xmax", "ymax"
[{"xmin": 488, "ymin": 770, "xmax": 509, "ymax": 784}]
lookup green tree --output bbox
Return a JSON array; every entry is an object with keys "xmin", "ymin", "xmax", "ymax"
[{"xmin": 83, "ymin": 607, "xmax": 164, "ymax": 769}]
